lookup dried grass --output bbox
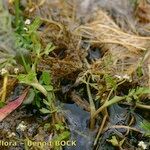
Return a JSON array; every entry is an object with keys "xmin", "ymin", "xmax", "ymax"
[
  {"xmin": 75, "ymin": 10, "xmax": 150, "ymax": 86},
  {"xmin": 25, "ymin": 0, "xmax": 86, "ymax": 79},
  {"xmin": 24, "ymin": 0, "xmax": 150, "ymax": 87}
]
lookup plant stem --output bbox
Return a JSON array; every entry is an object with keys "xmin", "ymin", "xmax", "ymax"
[
  {"xmin": 20, "ymin": 53, "xmax": 30, "ymax": 73},
  {"xmin": 108, "ymin": 125, "xmax": 141, "ymax": 133},
  {"xmin": 30, "ymin": 82, "xmax": 47, "ymax": 96},
  {"xmin": 94, "ymin": 110, "xmax": 108, "ymax": 145},
  {"xmin": 136, "ymin": 103, "xmax": 150, "ymax": 110},
  {"xmin": 1, "ymin": 75, "xmax": 8, "ymax": 102},
  {"xmin": 87, "ymin": 77, "xmax": 96, "ymax": 111},
  {"xmin": 86, "ymin": 77, "xmax": 96, "ymax": 129},
  {"xmin": 92, "ymin": 96, "xmax": 124, "ymax": 119},
  {"xmin": 15, "ymin": 0, "xmax": 20, "ymax": 26}
]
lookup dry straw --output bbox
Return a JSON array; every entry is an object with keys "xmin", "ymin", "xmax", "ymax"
[{"xmin": 75, "ymin": 10, "xmax": 150, "ymax": 86}]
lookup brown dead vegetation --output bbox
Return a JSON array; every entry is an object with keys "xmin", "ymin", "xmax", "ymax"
[{"xmin": 23, "ymin": 0, "xmax": 150, "ymax": 89}]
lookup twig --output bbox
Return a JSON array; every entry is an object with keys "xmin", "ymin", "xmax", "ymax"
[
  {"xmin": 108, "ymin": 125, "xmax": 142, "ymax": 133},
  {"xmin": 94, "ymin": 109, "xmax": 108, "ymax": 146},
  {"xmin": 1, "ymin": 75, "xmax": 8, "ymax": 102},
  {"xmin": 92, "ymin": 96, "xmax": 124, "ymax": 119},
  {"xmin": 86, "ymin": 76, "xmax": 96, "ymax": 129},
  {"xmin": 121, "ymin": 102, "xmax": 150, "ymax": 110},
  {"xmin": 30, "ymin": 82, "xmax": 47, "ymax": 96},
  {"xmin": 136, "ymin": 102, "xmax": 150, "ymax": 110}
]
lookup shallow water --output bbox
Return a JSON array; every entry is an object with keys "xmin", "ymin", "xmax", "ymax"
[{"xmin": 61, "ymin": 103, "xmax": 96, "ymax": 150}]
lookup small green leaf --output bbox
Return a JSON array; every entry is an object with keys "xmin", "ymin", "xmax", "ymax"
[
  {"xmin": 44, "ymin": 43, "xmax": 55, "ymax": 55},
  {"xmin": 41, "ymin": 71, "xmax": 51, "ymax": 85},
  {"xmin": 54, "ymin": 131, "xmax": 70, "ymax": 141},
  {"xmin": 0, "ymin": 101, "xmax": 5, "ymax": 108},
  {"xmin": 35, "ymin": 97, "xmax": 41, "ymax": 108},
  {"xmin": 44, "ymin": 123, "xmax": 51, "ymax": 130},
  {"xmin": 43, "ymin": 99, "xmax": 50, "ymax": 106},
  {"xmin": 140, "ymin": 120, "xmax": 150, "ymax": 137},
  {"xmin": 17, "ymin": 71, "xmax": 37, "ymax": 84},
  {"xmin": 33, "ymin": 42, "xmax": 41, "ymax": 56},
  {"xmin": 126, "ymin": 96, "xmax": 132, "ymax": 102},
  {"xmin": 44, "ymin": 85, "xmax": 53, "ymax": 91},
  {"xmin": 55, "ymin": 123, "xmax": 65, "ymax": 131},
  {"xmin": 47, "ymin": 92, "xmax": 54, "ymax": 103},
  {"xmin": 40, "ymin": 108, "xmax": 51, "ymax": 114},
  {"xmin": 135, "ymin": 87, "xmax": 150, "ymax": 95},
  {"xmin": 128, "ymin": 89, "xmax": 136, "ymax": 97},
  {"xmin": 104, "ymin": 74, "xmax": 117, "ymax": 90},
  {"xmin": 107, "ymin": 136, "xmax": 119, "ymax": 146},
  {"xmin": 28, "ymin": 17, "xmax": 41, "ymax": 33}
]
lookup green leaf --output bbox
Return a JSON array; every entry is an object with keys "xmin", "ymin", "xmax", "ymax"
[
  {"xmin": 35, "ymin": 96, "xmax": 41, "ymax": 108},
  {"xmin": 136, "ymin": 66, "xmax": 143, "ymax": 77},
  {"xmin": 28, "ymin": 17, "xmax": 41, "ymax": 33},
  {"xmin": 140, "ymin": 120, "xmax": 150, "ymax": 137},
  {"xmin": 33, "ymin": 42, "xmax": 41, "ymax": 56},
  {"xmin": 44, "ymin": 85, "xmax": 53, "ymax": 91},
  {"xmin": 47, "ymin": 92, "xmax": 54, "ymax": 103},
  {"xmin": 41, "ymin": 71, "xmax": 51, "ymax": 85},
  {"xmin": 135, "ymin": 87, "xmax": 150, "ymax": 95},
  {"xmin": 43, "ymin": 99, "xmax": 50, "ymax": 106},
  {"xmin": 126, "ymin": 96, "xmax": 132, "ymax": 102},
  {"xmin": 55, "ymin": 123, "xmax": 65, "ymax": 131},
  {"xmin": 17, "ymin": 71, "xmax": 37, "ymax": 84},
  {"xmin": 33, "ymin": 91, "xmax": 41, "ymax": 108},
  {"xmin": 44, "ymin": 43, "xmax": 55, "ymax": 55},
  {"xmin": 44, "ymin": 123, "xmax": 51, "ymax": 130},
  {"xmin": 0, "ymin": 101, "xmax": 5, "ymax": 108},
  {"xmin": 54, "ymin": 131, "xmax": 70, "ymax": 141},
  {"xmin": 40, "ymin": 108, "xmax": 51, "ymax": 114},
  {"xmin": 107, "ymin": 136, "xmax": 119, "ymax": 146},
  {"xmin": 128, "ymin": 89, "xmax": 136, "ymax": 97},
  {"xmin": 104, "ymin": 74, "xmax": 117, "ymax": 90}
]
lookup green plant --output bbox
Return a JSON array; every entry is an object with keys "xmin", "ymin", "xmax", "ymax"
[
  {"xmin": 140, "ymin": 120, "xmax": 150, "ymax": 137},
  {"xmin": 0, "ymin": 7, "xmax": 69, "ymax": 149},
  {"xmin": 79, "ymin": 72, "xmax": 150, "ymax": 129},
  {"xmin": 12, "ymin": 1, "xmax": 56, "ymax": 107},
  {"xmin": 2, "ymin": 0, "xmax": 56, "ymax": 115},
  {"xmin": 93, "ymin": 86, "xmax": 150, "ymax": 118},
  {"xmin": 16, "ymin": 34, "xmax": 55, "ymax": 112}
]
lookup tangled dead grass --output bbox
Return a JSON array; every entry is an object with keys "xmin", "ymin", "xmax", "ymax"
[
  {"xmin": 23, "ymin": 0, "xmax": 150, "ymax": 90},
  {"xmin": 76, "ymin": 9, "xmax": 150, "ymax": 87}
]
